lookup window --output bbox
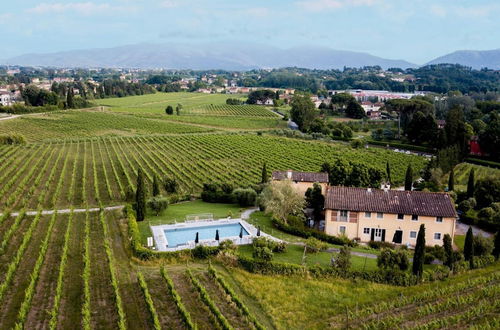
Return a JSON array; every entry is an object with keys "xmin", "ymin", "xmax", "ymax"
[
  {"xmin": 410, "ymin": 231, "xmax": 417, "ymax": 239},
  {"xmin": 377, "ymin": 212, "xmax": 383, "ymax": 219},
  {"xmin": 365, "ymin": 212, "xmax": 371, "ymax": 218},
  {"xmin": 363, "ymin": 228, "xmax": 370, "ymax": 234},
  {"xmin": 434, "ymin": 233, "xmax": 442, "ymax": 240},
  {"xmin": 436, "ymin": 216, "xmax": 443, "ymax": 223},
  {"xmin": 339, "ymin": 210, "xmax": 348, "ymax": 222},
  {"xmin": 397, "ymin": 214, "xmax": 404, "ymax": 220},
  {"xmin": 412, "ymin": 214, "xmax": 419, "ymax": 221},
  {"xmin": 339, "ymin": 226, "xmax": 346, "ymax": 235}
]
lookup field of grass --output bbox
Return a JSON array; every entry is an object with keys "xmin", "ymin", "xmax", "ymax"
[
  {"xmin": 225, "ymin": 264, "xmax": 500, "ymax": 329},
  {"xmin": 182, "ymin": 104, "xmax": 278, "ymax": 117},
  {"xmin": 95, "ymin": 92, "xmax": 246, "ymax": 114},
  {"xmin": 0, "ymin": 133, "xmax": 427, "ymax": 211}
]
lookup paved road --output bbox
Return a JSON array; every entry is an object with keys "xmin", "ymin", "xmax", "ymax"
[
  {"xmin": 1, "ymin": 205, "xmax": 124, "ymax": 217},
  {"xmin": 455, "ymin": 220, "xmax": 493, "ymax": 238},
  {"xmin": 0, "ymin": 115, "xmax": 20, "ymax": 121}
]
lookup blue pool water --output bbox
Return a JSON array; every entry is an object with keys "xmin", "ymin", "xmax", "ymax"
[{"xmin": 164, "ymin": 223, "xmax": 249, "ymax": 247}]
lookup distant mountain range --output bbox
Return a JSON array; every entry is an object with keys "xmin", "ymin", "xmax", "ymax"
[
  {"xmin": 425, "ymin": 49, "xmax": 500, "ymax": 70},
  {"xmin": 2, "ymin": 43, "xmax": 500, "ymax": 70}
]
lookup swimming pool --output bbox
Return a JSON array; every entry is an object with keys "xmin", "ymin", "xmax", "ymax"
[{"xmin": 164, "ymin": 222, "xmax": 249, "ymax": 247}]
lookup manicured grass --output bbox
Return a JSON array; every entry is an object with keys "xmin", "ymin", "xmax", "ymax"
[
  {"xmin": 137, "ymin": 200, "xmax": 244, "ymax": 243},
  {"xmin": 454, "ymin": 234, "xmax": 465, "ymax": 251},
  {"xmin": 238, "ymin": 244, "xmax": 378, "ymax": 271}
]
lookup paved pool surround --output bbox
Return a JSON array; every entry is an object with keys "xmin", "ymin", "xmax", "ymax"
[{"xmin": 150, "ymin": 218, "xmax": 265, "ymax": 252}]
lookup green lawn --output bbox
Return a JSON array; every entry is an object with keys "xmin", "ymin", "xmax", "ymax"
[
  {"xmin": 137, "ymin": 200, "xmax": 244, "ymax": 243},
  {"xmin": 238, "ymin": 244, "xmax": 378, "ymax": 271},
  {"xmin": 454, "ymin": 234, "xmax": 465, "ymax": 251}
]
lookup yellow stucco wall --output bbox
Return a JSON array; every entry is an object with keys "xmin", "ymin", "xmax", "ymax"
[{"xmin": 324, "ymin": 209, "xmax": 455, "ymax": 246}]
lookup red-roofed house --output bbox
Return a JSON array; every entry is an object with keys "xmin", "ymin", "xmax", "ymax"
[{"xmin": 324, "ymin": 186, "xmax": 457, "ymax": 246}]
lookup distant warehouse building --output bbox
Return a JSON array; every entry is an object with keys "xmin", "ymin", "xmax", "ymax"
[{"xmin": 324, "ymin": 186, "xmax": 457, "ymax": 246}]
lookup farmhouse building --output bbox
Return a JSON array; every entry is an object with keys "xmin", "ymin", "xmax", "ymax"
[
  {"xmin": 324, "ymin": 186, "xmax": 457, "ymax": 246},
  {"xmin": 272, "ymin": 170, "xmax": 329, "ymax": 195}
]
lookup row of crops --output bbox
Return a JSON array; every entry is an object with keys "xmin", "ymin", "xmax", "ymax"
[
  {"xmin": 0, "ymin": 208, "xmax": 263, "ymax": 329},
  {"xmin": 0, "ymin": 111, "xmax": 214, "ymax": 142},
  {"xmin": 329, "ymin": 268, "xmax": 500, "ymax": 329},
  {"xmin": 183, "ymin": 104, "xmax": 278, "ymax": 117},
  {"xmin": 0, "ymin": 133, "xmax": 427, "ymax": 211}
]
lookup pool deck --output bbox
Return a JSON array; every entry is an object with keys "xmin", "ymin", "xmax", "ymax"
[{"xmin": 150, "ymin": 218, "xmax": 280, "ymax": 252}]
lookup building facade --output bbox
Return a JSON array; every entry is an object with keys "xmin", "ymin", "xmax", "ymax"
[
  {"xmin": 324, "ymin": 186, "xmax": 457, "ymax": 246},
  {"xmin": 271, "ymin": 170, "xmax": 329, "ymax": 196}
]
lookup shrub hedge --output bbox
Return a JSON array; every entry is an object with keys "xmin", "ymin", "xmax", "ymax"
[{"xmin": 272, "ymin": 218, "xmax": 354, "ymax": 246}]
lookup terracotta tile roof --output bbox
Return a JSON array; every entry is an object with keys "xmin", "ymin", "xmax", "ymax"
[
  {"xmin": 325, "ymin": 186, "xmax": 457, "ymax": 218},
  {"xmin": 272, "ymin": 170, "xmax": 329, "ymax": 183}
]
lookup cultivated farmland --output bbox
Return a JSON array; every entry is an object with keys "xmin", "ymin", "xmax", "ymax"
[{"xmin": 0, "ymin": 134, "xmax": 427, "ymax": 211}]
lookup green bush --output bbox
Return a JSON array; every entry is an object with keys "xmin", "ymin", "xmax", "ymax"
[
  {"xmin": 252, "ymin": 246, "xmax": 273, "ymax": 262},
  {"xmin": 0, "ymin": 134, "xmax": 26, "ymax": 145},
  {"xmin": 305, "ymin": 237, "xmax": 328, "ymax": 253},
  {"xmin": 368, "ymin": 241, "xmax": 395, "ymax": 250},
  {"xmin": 473, "ymin": 235, "xmax": 494, "ymax": 256},
  {"xmin": 252, "ymin": 236, "xmax": 287, "ymax": 253},
  {"xmin": 232, "ymin": 188, "xmax": 257, "ymax": 207},
  {"xmin": 377, "ymin": 249, "xmax": 410, "ymax": 271},
  {"xmin": 272, "ymin": 217, "xmax": 353, "ymax": 246}
]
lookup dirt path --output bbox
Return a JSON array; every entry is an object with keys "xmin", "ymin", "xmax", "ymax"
[
  {"xmin": 455, "ymin": 220, "xmax": 493, "ymax": 237},
  {"xmin": 2, "ymin": 205, "xmax": 124, "ymax": 217},
  {"xmin": 0, "ymin": 114, "xmax": 20, "ymax": 121}
]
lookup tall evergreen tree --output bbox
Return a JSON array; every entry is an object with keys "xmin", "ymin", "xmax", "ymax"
[
  {"xmin": 386, "ymin": 161, "xmax": 391, "ymax": 184},
  {"xmin": 261, "ymin": 162, "xmax": 269, "ymax": 184},
  {"xmin": 443, "ymin": 234, "xmax": 454, "ymax": 268},
  {"xmin": 412, "ymin": 224, "xmax": 425, "ymax": 277},
  {"xmin": 152, "ymin": 174, "xmax": 160, "ymax": 196},
  {"xmin": 404, "ymin": 164, "xmax": 413, "ymax": 191},
  {"xmin": 467, "ymin": 169, "xmax": 475, "ymax": 198},
  {"xmin": 66, "ymin": 88, "xmax": 75, "ymax": 109},
  {"xmin": 493, "ymin": 231, "xmax": 500, "ymax": 260},
  {"xmin": 135, "ymin": 168, "xmax": 146, "ymax": 221},
  {"xmin": 464, "ymin": 227, "xmax": 474, "ymax": 268},
  {"xmin": 448, "ymin": 167, "xmax": 455, "ymax": 191}
]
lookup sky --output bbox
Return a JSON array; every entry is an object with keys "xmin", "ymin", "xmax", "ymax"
[{"xmin": 1, "ymin": 0, "xmax": 499, "ymax": 64}]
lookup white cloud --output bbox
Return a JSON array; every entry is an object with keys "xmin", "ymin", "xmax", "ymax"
[
  {"xmin": 429, "ymin": 3, "xmax": 500, "ymax": 19},
  {"xmin": 244, "ymin": 7, "xmax": 270, "ymax": 18},
  {"xmin": 296, "ymin": 0, "xmax": 379, "ymax": 12},
  {"xmin": 160, "ymin": 1, "xmax": 181, "ymax": 8},
  {"xmin": 27, "ymin": 2, "xmax": 134, "ymax": 15}
]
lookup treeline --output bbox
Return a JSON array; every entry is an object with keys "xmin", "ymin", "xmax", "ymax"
[{"xmin": 237, "ymin": 64, "xmax": 500, "ymax": 94}]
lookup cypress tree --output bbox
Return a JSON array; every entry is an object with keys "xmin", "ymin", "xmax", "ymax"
[
  {"xmin": 66, "ymin": 88, "xmax": 75, "ymax": 109},
  {"xmin": 135, "ymin": 168, "xmax": 146, "ymax": 221},
  {"xmin": 404, "ymin": 164, "xmax": 413, "ymax": 191},
  {"xmin": 443, "ymin": 234, "xmax": 454, "ymax": 268},
  {"xmin": 464, "ymin": 227, "xmax": 474, "ymax": 268},
  {"xmin": 448, "ymin": 167, "xmax": 454, "ymax": 191},
  {"xmin": 152, "ymin": 174, "xmax": 160, "ymax": 196},
  {"xmin": 386, "ymin": 161, "xmax": 391, "ymax": 184},
  {"xmin": 261, "ymin": 162, "xmax": 268, "ymax": 184},
  {"xmin": 412, "ymin": 224, "xmax": 425, "ymax": 277},
  {"xmin": 466, "ymin": 169, "xmax": 475, "ymax": 198},
  {"xmin": 493, "ymin": 231, "xmax": 500, "ymax": 260}
]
